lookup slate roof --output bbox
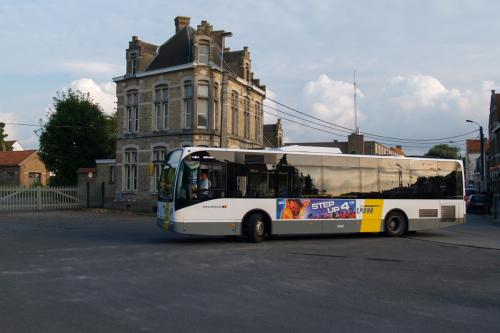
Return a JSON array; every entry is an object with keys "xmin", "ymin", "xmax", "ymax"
[
  {"xmin": 146, "ymin": 26, "xmax": 196, "ymax": 71},
  {"xmin": 0, "ymin": 150, "xmax": 37, "ymax": 166}
]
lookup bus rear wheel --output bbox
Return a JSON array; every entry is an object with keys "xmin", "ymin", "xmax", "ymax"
[
  {"xmin": 245, "ymin": 213, "xmax": 266, "ymax": 243},
  {"xmin": 384, "ymin": 211, "xmax": 407, "ymax": 237}
]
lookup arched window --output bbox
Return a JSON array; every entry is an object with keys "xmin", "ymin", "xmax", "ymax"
[
  {"xmin": 126, "ymin": 90, "xmax": 139, "ymax": 133},
  {"xmin": 184, "ymin": 81, "xmax": 193, "ymax": 129},
  {"xmin": 124, "ymin": 148, "xmax": 138, "ymax": 191},
  {"xmin": 154, "ymin": 85, "xmax": 169, "ymax": 131},
  {"xmin": 197, "ymin": 80, "xmax": 209, "ymax": 129}
]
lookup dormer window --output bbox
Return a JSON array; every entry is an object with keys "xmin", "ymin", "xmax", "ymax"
[{"xmin": 199, "ymin": 43, "xmax": 210, "ymax": 64}]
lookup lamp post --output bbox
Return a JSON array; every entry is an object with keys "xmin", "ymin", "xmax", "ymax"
[{"xmin": 466, "ymin": 119, "xmax": 485, "ymax": 191}]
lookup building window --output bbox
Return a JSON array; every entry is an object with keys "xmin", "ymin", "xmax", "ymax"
[
  {"xmin": 28, "ymin": 172, "xmax": 41, "ymax": 185},
  {"xmin": 255, "ymin": 102, "xmax": 261, "ymax": 141},
  {"xmin": 154, "ymin": 85, "xmax": 169, "ymax": 131},
  {"xmin": 109, "ymin": 166, "xmax": 116, "ymax": 184},
  {"xmin": 244, "ymin": 97, "xmax": 250, "ymax": 139},
  {"xmin": 197, "ymin": 81, "xmax": 209, "ymax": 129},
  {"xmin": 213, "ymin": 84, "xmax": 219, "ymax": 131},
  {"xmin": 152, "ymin": 146, "xmax": 167, "ymax": 191},
  {"xmin": 124, "ymin": 148, "xmax": 138, "ymax": 191},
  {"xmin": 184, "ymin": 81, "xmax": 193, "ymax": 129},
  {"xmin": 126, "ymin": 90, "xmax": 139, "ymax": 133},
  {"xmin": 198, "ymin": 43, "xmax": 210, "ymax": 64},
  {"xmin": 231, "ymin": 91, "xmax": 239, "ymax": 135}
]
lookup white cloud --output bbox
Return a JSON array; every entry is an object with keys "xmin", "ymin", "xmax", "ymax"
[
  {"xmin": 61, "ymin": 61, "xmax": 120, "ymax": 75},
  {"xmin": 303, "ymin": 74, "xmax": 363, "ymax": 128},
  {"xmin": 279, "ymin": 74, "xmax": 491, "ymax": 155},
  {"xmin": 263, "ymin": 89, "xmax": 278, "ymax": 124},
  {"xmin": 280, "ymin": 74, "xmax": 360, "ymax": 142},
  {"xmin": 382, "ymin": 75, "xmax": 489, "ymax": 120},
  {"xmin": 69, "ymin": 78, "xmax": 116, "ymax": 114},
  {"xmin": 0, "ymin": 112, "xmax": 17, "ymax": 140}
]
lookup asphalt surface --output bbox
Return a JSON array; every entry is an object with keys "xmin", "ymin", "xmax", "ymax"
[{"xmin": 0, "ymin": 210, "xmax": 499, "ymax": 332}]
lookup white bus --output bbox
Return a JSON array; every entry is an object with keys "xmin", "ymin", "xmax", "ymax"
[{"xmin": 157, "ymin": 146, "xmax": 465, "ymax": 242}]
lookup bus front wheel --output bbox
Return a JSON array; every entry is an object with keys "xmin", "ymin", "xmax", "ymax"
[
  {"xmin": 384, "ymin": 211, "xmax": 407, "ymax": 237},
  {"xmin": 245, "ymin": 213, "xmax": 266, "ymax": 243}
]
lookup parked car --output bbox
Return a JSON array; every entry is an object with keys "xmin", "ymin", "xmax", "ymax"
[
  {"xmin": 465, "ymin": 188, "xmax": 477, "ymax": 202},
  {"xmin": 467, "ymin": 194, "xmax": 489, "ymax": 214}
]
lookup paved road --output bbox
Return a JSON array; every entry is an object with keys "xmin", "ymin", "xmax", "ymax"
[{"xmin": 0, "ymin": 211, "xmax": 499, "ymax": 332}]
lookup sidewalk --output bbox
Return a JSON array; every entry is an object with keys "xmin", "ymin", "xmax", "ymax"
[{"xmin": 408, "ymin": 213, "xmax": 500, "ymax": 250}]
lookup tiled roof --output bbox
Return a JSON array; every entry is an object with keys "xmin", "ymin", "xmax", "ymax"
[
  {"xmin": 0, "ymin": 150, "xmax": 37, "ymax": 166},
  {"xmin": 77, "ymin": 168, "xmax": 97, "ymax": 174}
]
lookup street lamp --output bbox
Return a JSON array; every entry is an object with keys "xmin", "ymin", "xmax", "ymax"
[{"xmin": 466, "ymin": 119, "xmax": 485, "ymax": 191}]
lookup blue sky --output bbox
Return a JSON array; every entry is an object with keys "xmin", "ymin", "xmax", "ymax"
[{"xmin": 1, "ymin": 0, "xmax": 498, "ymax": 154}]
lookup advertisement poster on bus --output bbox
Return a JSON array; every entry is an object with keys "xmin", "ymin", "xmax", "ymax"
[{"xmin": 277, "ymin": 198, "xmax": 357, "ymax": 220}]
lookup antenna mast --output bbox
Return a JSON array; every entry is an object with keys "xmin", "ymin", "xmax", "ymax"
[{"xmin": 353, "ymin": 70, "xmax": 359, "ymax": 134}]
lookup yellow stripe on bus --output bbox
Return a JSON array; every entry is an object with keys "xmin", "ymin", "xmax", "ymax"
[{"xmin": 360, "ymin": 199, "xmax": 384, "ymax": 232}]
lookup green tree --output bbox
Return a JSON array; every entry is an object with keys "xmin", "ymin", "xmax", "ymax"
[
  {"xmin": 424, "ymin": 144, "xmax": 461, "ymax": 159},
  {"xmin": 0, "ymin": 122, "xmax": 13, "ymax": 151},
  {"xmin": 38, "ymin": 89, "xmax": 116, "ymax": 185}
]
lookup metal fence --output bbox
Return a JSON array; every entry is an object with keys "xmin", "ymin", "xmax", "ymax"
[{"xmin": 0, "ymin": 186, "xmax": 88, "ymax": 212}]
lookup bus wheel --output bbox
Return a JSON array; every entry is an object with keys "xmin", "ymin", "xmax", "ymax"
[
  {"xmin": 245, "ymin": 213, "xmax": 266, "ymax": 243},
  {"xmin": 384, "ymin": 211, "xmax": 407, "ymax": 237}
]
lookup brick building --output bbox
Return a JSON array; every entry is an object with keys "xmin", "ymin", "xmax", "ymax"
[
  {"xmin": 112, "ymin": 16, "xmax": 267, "ymax": 211},
  {"xmin": 488, "ymin": 89, "xmax": 500, "ymax": 193},
  {"xmin": 0, "ymin": 150, "xmax": 48, "ymax": 186}
]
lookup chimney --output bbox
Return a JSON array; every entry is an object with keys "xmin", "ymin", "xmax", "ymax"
[
  {"xmin": 175, "ymin": 16, "xmax": 191, "ymax": 33},
  {"xmin": 492, "ymin": 89, "xmax": 496, "ymax": 95},
  {"xmin": 396, "ymin": 145, "xmax": 402, "ymax": 149}
]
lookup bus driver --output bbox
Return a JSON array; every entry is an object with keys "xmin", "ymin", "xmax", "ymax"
[{"xmin": 198, "ymin": 171, "xmax": 211, "ymax": 197}]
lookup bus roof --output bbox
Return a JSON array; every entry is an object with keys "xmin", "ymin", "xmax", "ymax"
[{"xmin": 179, "ymin": 146, "xmax": 463, "ymax": 165}]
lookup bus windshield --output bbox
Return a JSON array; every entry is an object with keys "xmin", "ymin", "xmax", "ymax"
[{"xmin": 158, "ymin": 150, "xmax": 182, "ymax": 202}]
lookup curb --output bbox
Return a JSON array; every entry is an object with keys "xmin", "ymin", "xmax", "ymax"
[{"xmin": 84, "ymin": 208, "xmax": 156, "ymax": 217}]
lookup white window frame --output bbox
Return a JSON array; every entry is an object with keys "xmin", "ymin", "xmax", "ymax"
[
  {"xmin": 124, "ymin": 148, "xmax": 138, "ymax": 191},
  {"xmin": 154, "ymin": 85, "xmax": 169, "ymax": 131},
  {"xmin": 184, "ymin": 81, "xmax": 193, "ymax": 129},
  {"xmin": 213, "ymin": 83, "xmax": 219, "ymax": 131},
  {"xmin": 231, "ymin": 91, "xmax": 239, "ymax": 136},
  {"xmin": 197, "ymin": 81, "xmax": 209, "ymax": 129},
  {"xmin": 126, "ymin": 90, "xmax": 139, "ymax": 133},
  {"xmin": 198, "ymin": 43, "xmax": 210, "ymax": 64}
]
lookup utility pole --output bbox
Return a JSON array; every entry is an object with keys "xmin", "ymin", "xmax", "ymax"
[
  {"xmin": 480, "ymin": 125, "xmax": 485, "ymax": 190},
  {"xmin": 467, "ymin": 119, "xmax": 486, "ymax": 192}
]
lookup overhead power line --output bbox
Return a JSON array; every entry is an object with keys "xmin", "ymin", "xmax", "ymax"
[
  {"xmin": 264, "ymin": 96, "xmax": 478, "ymax": 143},
  {"xmin": 219, "ymin": 60, "xmax": 477, "ymax": 144}
]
